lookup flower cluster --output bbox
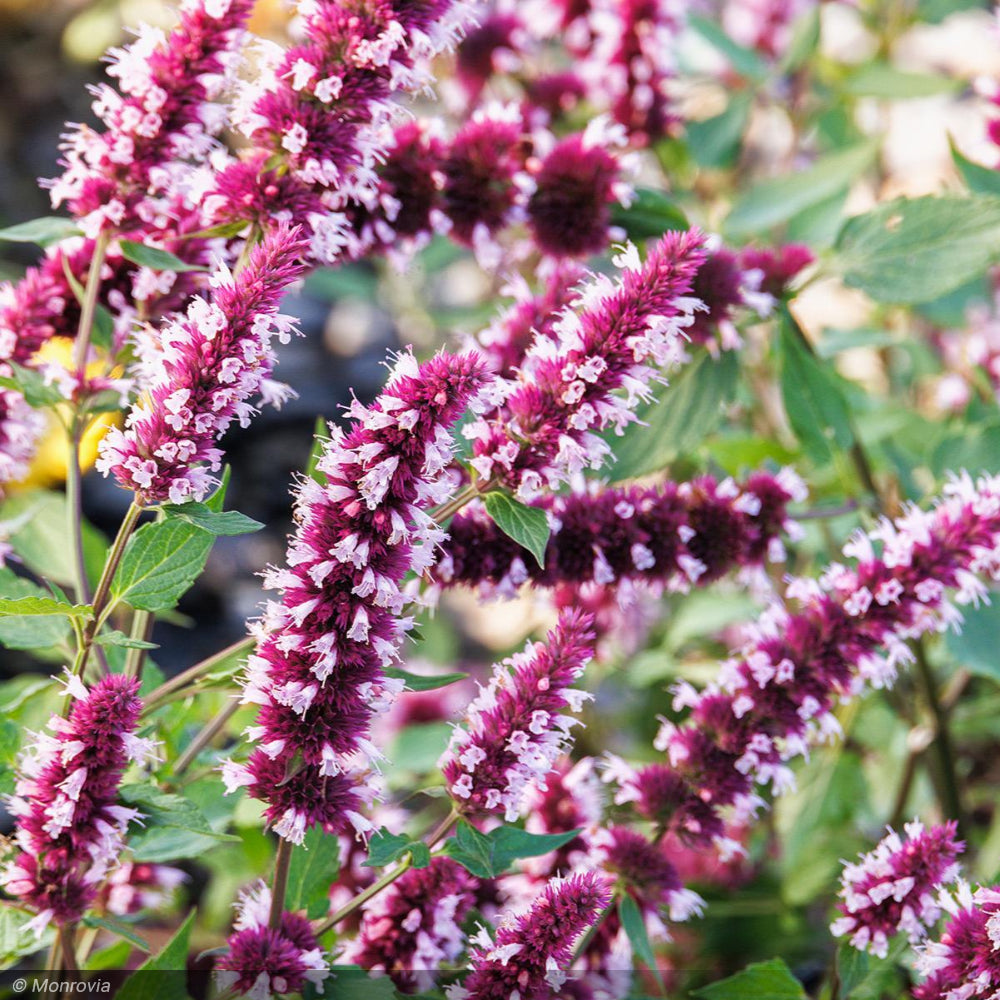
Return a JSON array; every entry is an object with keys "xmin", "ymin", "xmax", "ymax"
[
  {"xmin": 216, "ymin": 882, "xmax": 328, "ymax": 999},
  {"xmin": 222, "ymin": 350, "xmax": 490, "ymax": 843},
  {"xmin": 48, "ymin": 0, "xmax": 252, "ymax": 236},
  {"xmin": 436, "ymin": 470, "xmax": 804, "ymax": 600},
  {"xmin": 913, "ymin": 883, "xmax": 1000, "ymax": 1000},
  {"xmin": 453, "ymin": 871, "xmax": 612, "ymax": 1000},
  {"xmin": 348, "ymin": 109, "xmax": 633, "ymax": 265},
  {"xmin": 0, "ymin": 674, "xmax": 151, "ymax": 935},
  {"xmin": 100, "ymin": 862, "xmax": 187, "ymax": 917},
  {"xmin": 611, "ymin": 471, "xmax": 1000, "ymax": 860},
  {"xmin": 440, "ymin": 609, "xmax": 596, "ymax": 821},
  {"xmin": 347, "ymin": 858, "xmax": 478, "ymax": 987},
  {"xmin": 831, "ymin": 821, "xmax": 964, "ymax": 958},
  {"xmin": 206, "ymin": 0, "xmax": 477, "ymax": 263},
  {"xmin": 96, "ymin": 225, "xmax": 308, "ymax": 504},
  {"xmin": 467, "ymin": 231, "xmax": 707, "ymax": 499}
]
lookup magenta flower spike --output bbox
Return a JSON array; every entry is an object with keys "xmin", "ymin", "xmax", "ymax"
[
  {"xmin": 216, "ymin": 882, "xmax": 328, "ymax": 999},
  {"xmin": 222, "ymin": 350, "xmax": 491, "ymax": 843},
  {"xmin": 96, "ymin": 224, "xmax": 309, "ymax": 504},
  {"xmin": 832, "ymin": 820, "xmax": 964, "ymax": 958},
  {"xmin": 436, "ymin": 470, "xmax": 804, "ymax": 599},
  {"xmin": 467, "ymin": 231, "xmax": 708, "ymax": 499},
  {"xmin": 0, "ymin": 674, "xmax": 153, "ymax": 936},
  {"xmin": 347, "ymin": 857, "xmax": 478, "ymax": 987},
  {"xmin": 440, "ymin": 609, "xmax": 596, "ymax": 820},
  {"xmin": 454, "ymin": 871, "xmax": 612, "ymax": 1000}
]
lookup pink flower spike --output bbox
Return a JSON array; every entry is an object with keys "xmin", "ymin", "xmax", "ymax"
[{"xmin": 832, "ymin": 820, "xmax": 964, "ymax": 958}]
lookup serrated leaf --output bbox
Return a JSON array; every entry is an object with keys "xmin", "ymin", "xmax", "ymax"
[
  {"xmin": 383, "ymin": 667, "xmax": 468, "ymax": 691},
  {"xmin": 618, "ymin": 894, "xmax": 662, "ymax": 987},
  {"xmin": 835, "ymin": 194, "xmax": 1000, "ymax": 304},
  {"xmin": 0, "ymin": 595, "xmax": 91, "ymax": 618},
  {"xmin": 287, "ymin": 826, "xmax": 340, "ymax": 918},
  {"xmin": 725, "ymin": 142, "xmax": 877, "ymax": 238},
  {"xmin": 611, "ymin": 188, "xmax": 689, "ymax": 241},
  {"xmin": 0, "ymin": 216, "xmax": 81, "ymax": 245},
  {"xmin": 482, "ymin": 492, "xmax": 550, "ymax": 569},
  {"xmin": 692, "ymin": 958, "xmax": 807, "ymax": 999},
  {"xmin": 609, "ymin": 350, "xmax": 739, "ymax": 481},
  {"xmin": 442, "ymin": 821, "xmax": 582, "ymax": 878},
  {"xmin": 118, "ymin": 239, "xmax": 208, "ymax": 273},
  {"xmin": 94, "ymin": 629, "xmax": 158, "ymax": 650},
  {"xmin": 115, "ymin": 910, "xmax": 196, "ymax": 1000},
  {"xmin": 0, "ymin": 361, "xmax": 66, "ymax": 408},
  {"xmin": 779, "ymin": 315, "xmax": 855, "ymax": 464},
  {"xmin": 161, "ymin": 500, "xmax": 263, "ymax": 536},
  {"xmin": 364, "ymin": 828, "xmax": 425, "ymax": 869},
  {"xmin": 112, "ymin": 519, "xmax": 214, "ymax": 612},
  {"xmin": 82, "ymin": 915, "xmax": 151, "ymax": 953}
]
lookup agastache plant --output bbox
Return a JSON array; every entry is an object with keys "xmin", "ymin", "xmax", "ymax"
[{"xmin": 4, "ymin": 0, "xmax": 1000, "ymax": 995}]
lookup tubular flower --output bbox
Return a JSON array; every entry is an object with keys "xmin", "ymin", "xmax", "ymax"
[
  {"xmin": 436, "ymin": 470, "xmax": 803, "ymax": 600},
  {"xmin": 216, "ymin": 882, "xmax": 328, "ymax": 999},
  {"xmin": 347, "ymin": 857, "xmax": 478, "ymax": 988},
  {"xmin": 913, "ymin": 883, "xmax": 1000, "ymax": 1000},
  {"xmin": 642, "ymin": 471, "xmax": 1000, "ymax": 859},
  {"xmin": 207, "ymin": 0, "xmax": 476, "ymax": 263},
  {"xmin": 467, "ymin": 231, "xmax": 708, "ymax": 499},
  {"xmin": 832, "ymin": 820, "xmax": 964, "ymax": 959},
  {"xmin": 452, "ymin": 871, "xmax": 613, "ymax": 1000},
  {"xmin": 0, "ymin": 674, "xmax": 152, "ymax": 936},
  {"xmin": 440, "ymin": 610, "xmax": 596, "ymax": 821},
  {"xmin": 96, "ymin": 224, "xmax": 309, "ymax": 504},
  {"xmin": 454, "ymin": 11, "xmax": 527, "ymax": 104},
  {"xmin": 222, "ymin": 350, "xmax": 491, "ymax": 844},
  {"xmin": 48, "ymin": 0, "xmax": 253, "ymax": 236}
]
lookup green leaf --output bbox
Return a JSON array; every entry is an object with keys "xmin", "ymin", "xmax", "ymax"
[
  {"xmin": 0, "ymin": 361, "xmax": 67, "ymax": 408},
  {"xmin": 779, "ymin": 317, "xmax": 855, "ymax": 464},
  {"xmin": 836, "ymin": 938, "xmax": 907, "ymax": 999},
  {"xmin": 316, "ymin": 967, "xmax": 396, "ymax": 1000},
  {"xmin": 442, "ymin": 821, "xmax": 582, "ymax": 878},
  {"xmin": 688, "ymin": 16, "xmax": 767, "ymax": 81},
  {"xmin": 81, "ymin": 915, "xmax": 151, "ymax": 953},
  {"xmin": 0, "ymin": 595, "xmax": 90, "ymax": 618},
  {"xmin": 115, "ymin": 910, "xmax": 196, "ymax": 1000},
  {"xmin": 120, "ymin": 783, "xmax": 239, "ymax": 863},
  {"xmin": 85, "ymin": 939, "xmax": 133, "ymax": 971},
  {"xmin": 724, "ymin": 141, "xmax": 877, "ymax": 238},
  {"xmin": 611, "ymin": 188, "xmax": 689, "ymax": 241},
  {"xmin": 383, "ymin": 667, "xmax": 468, "ymax": 691},
  {"xmin": 835, "ymin": 194, "xmax": 1000, "ymax": 304},
  {"xmin": 841, "ymin": 62, "xmax": 961, "ymax": 99},
  {"xmin": 618, "ymin": 895, "xmax": 662, "ymax": 986},
  {"xmin": 161, "ymin": 500, "xmax": 263, "ymax": 536},
  {"xmin": 180, "ymin": 220, "xmax": 250, "ymax": 241},
  {"xmin": 950, "ymin": 139, "xmax": 1000, "ymax": 197},
  {"xmin": 686, "ymin": 94, "xmax": 752, "ymax": 170},
  {"xmin": 0, "ymin": 490, "xmax": 107, "ymax": 589},
  {"xmin": 946, "ymin": 600, "xmax": 1000, "ymax": 681},
  {"xmin": 389, "ymin": 721, "xmax": 453, "ymax": 774},
  {"xmin": 609, "ymin": 351, "xmax": 739, "ymax": 481},
  {"xmin": 112, "ymin": 519, "xmax": 214, "ymax": 612},
  {"xmin": 482, "ymin": 492, "xmax": 550, "ymax": 568},
  {"xmin": 778, "ymin": 6, "xmax": 821, "ymax": 74},
  {"xmin": 307, "ymin": 415, "xmax": 332, "ymax": 484},
  {"xmin": 692, "ymin": 958, "xmax": 807, "ymax": 999},
  {"xmin": 58, "ymin": 255, "xmax": 114, "ymax": 351},
  {"xmin": 205, "ymin": 465, "xmax": 232, "ymax": 512},
  {"xmin": 118, "ymin": 239, "xmax": 208, "ymax": 272},
  {"xmin": 287, "ymin": 826, "xmax": 341, "ymax": 918},
  {"xmin": 364, "ymin": 828, "xmax": 430, "ymax": 869},
  {"xmin": 0, "ymin": 216, "xmax": 81, "ymax": 245},
  {"xmin": 94, "ymin": 628, "xmax": 159, "ymax": 650}
]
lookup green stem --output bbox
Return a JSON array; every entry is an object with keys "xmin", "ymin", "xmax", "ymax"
[
  {"xmin": 72, "ymin": 500, "xmax": 143, "ymax": 680},
  {"xmin": 172, "ymin": 699, "xmax": 240, "ymax": 778},
  {"xmin": 72, "ymin": 231, "xmax": 109, "ymax": 377},
  {"xmin": 58, "ymin": 925, "xmax": 79, "ymax": 972},
  {"xmin": 269, "ymin": 838, "xmax": 294, "ymax": 929},
  {"xmin": 142, "ymin": 635, "xmax": 254, "ymax": 714},
  {"xmin": 431, "ymin": 481, "xmax": 492, "ymax": 525},
  {"xmin": 124, "ymin": 609, "xmax": 154, "ymax": 678},
  {"xmin": 313, "ymin": 809, "xmax": 459, "ymax": 936},
  {"xmin": 571, "ymin": 902, "xmax": 612, "ymax": 962}
]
